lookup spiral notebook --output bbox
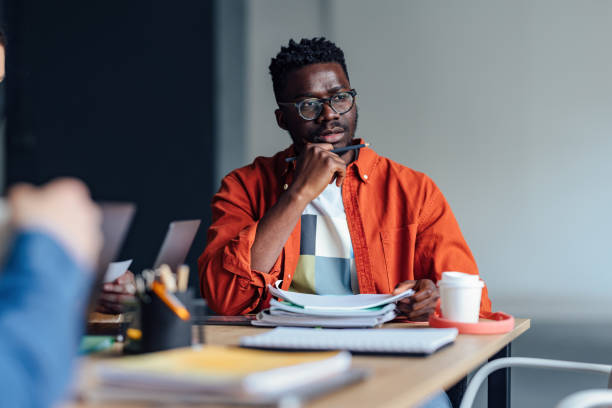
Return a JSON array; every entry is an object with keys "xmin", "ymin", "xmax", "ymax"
[{"xmin": 241, "ymin": 327, "xmax": 459, "ymax": 356}]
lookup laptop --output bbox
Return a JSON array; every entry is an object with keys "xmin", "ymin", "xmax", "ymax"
[
  {"xmin": 152, "ymin": 219, "xmax": 201, "ymax": 270},
  {"xmin": 87, "ymin": 202, "xmax": 136, "ymax": 315}
]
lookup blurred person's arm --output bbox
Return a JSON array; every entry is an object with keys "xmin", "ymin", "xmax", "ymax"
[
  {"xmin": 0, "ymin": 179, "xmax": 101, "ymax": 408},
  {"xmin": 0, "ymin": 232, "xmax": 92, "ymax": 407}
]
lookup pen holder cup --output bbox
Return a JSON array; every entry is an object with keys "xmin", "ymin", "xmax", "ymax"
[{"xmin": 140, "ymin": 290, "xmax": 194, "ymax": 353}]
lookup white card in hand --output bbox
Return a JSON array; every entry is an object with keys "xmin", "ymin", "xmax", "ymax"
[{"xmin": 104, "ymin": 259, "xmax": 133, "ymax": 283}]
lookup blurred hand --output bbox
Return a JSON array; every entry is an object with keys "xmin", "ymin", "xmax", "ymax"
[
  {"xmin": 96, "ymin": 270, "xmax": 136, "ymax": 314},
  {"xmin": 393, "ymin": 279, "xmax": 439, "ymax": 321},
  {"xmin": 7, "ymin": 178, "xmax": 103, "ymax": 269}
]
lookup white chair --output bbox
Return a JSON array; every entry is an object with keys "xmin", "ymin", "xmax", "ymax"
[
  {"xmin": 557, "ymin": 389, "xmax": 612, "ymax": 408},
  {"xmin": 459, "ymin": 357, "xmax": 612, "ymax": 408}
]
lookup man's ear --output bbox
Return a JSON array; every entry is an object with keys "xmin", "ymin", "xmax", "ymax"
[{"xmin": 275, "ymin": 108, "xmax": 288, "ymax": 131}]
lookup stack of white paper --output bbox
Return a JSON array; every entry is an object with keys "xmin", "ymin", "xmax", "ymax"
[{"xmin": 252, "ymin": 282, "xmax": 414, "ymax": 328}]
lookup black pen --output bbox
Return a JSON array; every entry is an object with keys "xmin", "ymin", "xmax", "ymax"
[{"xmin": 285, "ymin": 142, "xmax": 370, "ymax": 163}]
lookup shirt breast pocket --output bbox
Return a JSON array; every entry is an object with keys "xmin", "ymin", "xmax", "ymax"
[{"xmin": 380, "ymin": 224, "xmax": 418, "ymax": 286}]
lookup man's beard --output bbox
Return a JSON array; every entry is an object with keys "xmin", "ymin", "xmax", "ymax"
[
  {"xmin": 309, "ymin": 107, "xmax": 359, "ymax": 142},
  {"xmin": 291, "ymin": 107, "xmax": 359, "ymax": 147}
]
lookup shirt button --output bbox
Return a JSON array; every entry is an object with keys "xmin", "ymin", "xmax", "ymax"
[
  {"xmin": 288, "ymin": 274, "xmax": 291, "ymax": 279},
  {"xmin": 283, "ymin": 183, "xmax": 289, "ymax": 190},
  {"xmin": 363, "ymin": 174, "xmax": 368, "ymax": 180}
]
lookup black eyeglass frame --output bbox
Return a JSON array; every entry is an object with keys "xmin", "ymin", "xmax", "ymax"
[{"xmin": 278, "ymin": 89, "xmax": 357, "ymax": 121}]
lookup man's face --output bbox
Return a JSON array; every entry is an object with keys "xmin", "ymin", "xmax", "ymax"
[{"xmin": 275, "ymin": 62, "xmax": 357, "ymax": 152}]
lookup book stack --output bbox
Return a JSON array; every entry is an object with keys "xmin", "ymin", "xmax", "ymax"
[
  {"xmin": 252, "ymin": 282, "xmax": 414, "ymax": 328},
  {"xmin": 84, "ymin": 345, "xmax": 367, "ymax": 405}
]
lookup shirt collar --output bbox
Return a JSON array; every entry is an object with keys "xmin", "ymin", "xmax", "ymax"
[
  {"xmin": 278, "ymin": 144, "xmax": 297, "ymax": 177},
  {"xmin": 348, "ymin": 138, "xmax": 378, "ymax": 183}
]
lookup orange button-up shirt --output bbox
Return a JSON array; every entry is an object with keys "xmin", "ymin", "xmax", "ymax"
[{"xmin": 199, "ymin": 141, "xmax": 492, "ymax": 316}]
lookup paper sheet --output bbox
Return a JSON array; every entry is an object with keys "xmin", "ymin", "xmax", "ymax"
[
  {"xmin": 104, "ymin": 259, "xmax": 133, "ymax": 283},
  {"xmin": 269, "ymin": 281, "xmax": 414, "ymax": 310}
]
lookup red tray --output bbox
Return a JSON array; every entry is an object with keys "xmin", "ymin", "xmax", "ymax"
[{"xmin": 429, "ymin": 312, "xmax": 514, "ymax": 334}]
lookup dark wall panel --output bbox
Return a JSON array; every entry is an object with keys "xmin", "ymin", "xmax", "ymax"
[{"xmin": 2, "ymin": 1, "xmax": 215, "ymax": 284}]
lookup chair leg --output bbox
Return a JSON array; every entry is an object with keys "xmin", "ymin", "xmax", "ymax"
[
  {"xmin": 488, "ymin": 344, "xmax": 511, "ymax": 408},
  {"xmin": 447, "ymin": 377, "xmax": 468, "ymax": 408}
]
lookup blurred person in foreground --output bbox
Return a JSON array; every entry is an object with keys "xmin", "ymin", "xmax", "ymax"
[
  {"xmin": 0, "ymin": 30, "xmax": 103, "ymax": 408},
  {"xmin": 0, "ymin": 179, "xmax": 102, "ymax": 408}
]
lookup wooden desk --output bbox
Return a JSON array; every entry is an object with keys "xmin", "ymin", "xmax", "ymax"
[
  {"xmin": 207, "ymin": 319, "xmax": 530, "ymax": 408},
  {"xmin": 86, "ymin": 312, "xmax": 126, "ymax": 335},
  {"xmin": 72, "ymin": 319, "xmax": 529, "ymax": 408}
]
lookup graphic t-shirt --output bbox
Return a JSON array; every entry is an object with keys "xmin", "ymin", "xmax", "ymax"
[{"xmin": 289, "ymin": 183, "xmax": 359, "ymax": 294}]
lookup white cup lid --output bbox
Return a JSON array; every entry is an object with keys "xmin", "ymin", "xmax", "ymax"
[{"xmin": 438, "ymin": 271, "xmax": 484, "ymax": 288}]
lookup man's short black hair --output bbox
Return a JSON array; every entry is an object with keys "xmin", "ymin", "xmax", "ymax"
[
  {"xmin": 269, "ymin": 37, "xmax": 349, "ymax": 101},
  {"xmin": 0, "ymin": 27, "xmax": 6, "ymax": 48}
]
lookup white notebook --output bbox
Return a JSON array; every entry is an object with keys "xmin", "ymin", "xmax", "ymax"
[
  {"xmin": 241, "ymin": 327, "xmax": 459, "ymax": 355},
  {"xmin": 252, "ymin": 309, "xmax": 397, "ymax": 328},
  {"xmin": 269, "ymin": 299, "xmax": 397, "ymax": 317}
]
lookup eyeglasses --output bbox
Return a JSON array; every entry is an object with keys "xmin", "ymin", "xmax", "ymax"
[{"xmin": 278, "ymin": 89, "xmax": 357, "ymax": 121}]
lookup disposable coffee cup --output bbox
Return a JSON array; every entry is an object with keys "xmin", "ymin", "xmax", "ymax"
[{"xmin": 438, "ymin": 272, "xmax": 484, "ymax": 323}]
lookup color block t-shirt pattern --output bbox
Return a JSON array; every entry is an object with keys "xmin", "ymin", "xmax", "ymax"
[{"xmin": 289, "ymin": 183, "xmax": 358, "ymax": 295}]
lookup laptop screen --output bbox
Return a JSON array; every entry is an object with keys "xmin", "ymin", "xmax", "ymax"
[
  {"xmin": 86, "ymin": 202, "xmax": 136, "ymax": 314},
  {"xmin": 152, "ymin": 219, "xmax": 201, "ymax": 271}
]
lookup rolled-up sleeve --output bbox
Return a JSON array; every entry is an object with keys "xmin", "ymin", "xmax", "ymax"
[{"xmin": 198, "ymin": 173, "xmax": 282, "ymax": 315}]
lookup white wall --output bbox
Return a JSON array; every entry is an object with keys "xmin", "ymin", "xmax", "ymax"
[
  {"xmin": 330, "ymin": 0, "xmax": 612, "ymax": 320},
  {"xmin": 221, "ymin": 0, "xmax": 612, "ymax": 321},
  {"xmin": 215, "ymin": 0, "xmax": 329, "ymax": 180}
]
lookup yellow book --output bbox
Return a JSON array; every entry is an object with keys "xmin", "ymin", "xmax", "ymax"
[{"xmin": 92, "ymin": 345, "xmax": 355, "ymax": 403}]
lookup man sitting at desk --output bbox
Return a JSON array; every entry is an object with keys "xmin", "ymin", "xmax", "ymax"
[{"xmin": 199, "ymin": 38, "xmax": 491, "ymax": 321}]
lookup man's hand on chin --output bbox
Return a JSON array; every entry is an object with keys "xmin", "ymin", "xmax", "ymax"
[{"xmin": 393, "ymin": 279, "xmax": 439, "ymax": 322}]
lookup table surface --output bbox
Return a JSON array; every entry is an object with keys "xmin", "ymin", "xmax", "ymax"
[{"xmin": 71, "ymin": 318, "xmax": 530, "ymax": 408}]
